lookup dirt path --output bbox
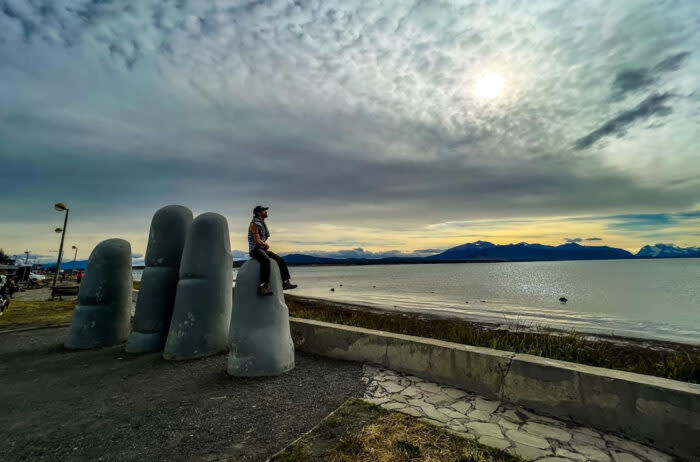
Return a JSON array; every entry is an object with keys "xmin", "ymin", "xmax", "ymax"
[{"xmin": 0, "ymin": 327, "xmax": 365, "ymax": 461}]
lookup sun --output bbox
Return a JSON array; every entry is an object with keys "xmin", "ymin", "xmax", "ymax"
[{"xmin": 474, "ymin": 72, "xmax": 505, "ymax": 99}]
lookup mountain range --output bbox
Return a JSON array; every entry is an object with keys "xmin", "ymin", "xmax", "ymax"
[
  {"xmin": 636, "ymin": 243, "xmax": 700, "ymax": 258},
  {"xmin": 274, "ymin": 241, "xmax": 699, "ymax": 265},
  {"xmin": 35, "ymin": 242, "xmax": 699, "ymax": 268}
]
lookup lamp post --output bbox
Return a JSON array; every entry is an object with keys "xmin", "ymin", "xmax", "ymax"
[
  {"xmin": 52, "ymin": 203, "xmax": 69, "ymax": 291},
  {"xmin": 71, "ymin": 245, "xmax": 78, "ymax": 273},
  {"xmin": 24, "ymin": 251, "xmax": 30, "ymax": 264}
]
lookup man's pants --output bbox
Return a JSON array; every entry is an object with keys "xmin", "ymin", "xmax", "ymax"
[{"xmin": 249, "ymin": 248, "xmax": 291, "ymax": 285}]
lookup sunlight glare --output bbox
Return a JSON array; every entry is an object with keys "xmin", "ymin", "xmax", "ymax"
[{"xmin": 474, "ymin": 72, "xmax": 505, "ymax": 99}]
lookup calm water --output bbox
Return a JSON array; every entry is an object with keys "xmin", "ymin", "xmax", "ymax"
[{"xmin": 135, "ymin": 259, "xmax": 700, "ymax": 344}]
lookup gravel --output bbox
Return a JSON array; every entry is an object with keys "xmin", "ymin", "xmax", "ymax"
[{"xmin": 0, "ymin": 327, "xmax": 365, "ymax": 461}]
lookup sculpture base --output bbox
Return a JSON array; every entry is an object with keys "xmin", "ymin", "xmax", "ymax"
[
  {"xmin": 125, "ymin": 331, "xmax": 165, "ymax": 353},
  {"xmin": 227, "ymin": 354, "xmax": 294, "ymax": 377},
  {"xmin": 163, "ymin": 277, "xmax": 232, "ymax": 361},
  {"xmin": 227, "ymin": 259, "xmax": 295, "ymax": 377},
  {"xmin": 65, "ymin": 303, "xmax": 130, "ymax": 350},
  {"xmin": 65, "ymin": 238, "xmax": 132, "ymax": 350}
]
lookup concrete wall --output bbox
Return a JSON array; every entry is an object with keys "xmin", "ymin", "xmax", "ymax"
[{"xmin": 289, "ymin": 317, "xmax": 700, "ymax": 460}]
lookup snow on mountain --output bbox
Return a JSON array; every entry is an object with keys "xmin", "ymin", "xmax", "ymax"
[{"xmin": 636, "ymin": 243, "xmax": 700, "ymax": 258}]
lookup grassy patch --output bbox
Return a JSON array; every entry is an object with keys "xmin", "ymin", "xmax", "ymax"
[
  {"xmin": 272, "ymin": 438, "xmax": 313, "ymax": 462},
  {"xmin": 327, "ymin": 412, "xmax": 518, "ymax": 462},
  {"xmin": 271, "ymin": 398, "xmax": 520, "ymax": 462},
  {"xmin": 286, "ymin": 296, "xmax": 700, "ymax": 383},
  {"xmin": 0, "ymin": 299, "xmax": 74, "ymax": 329}
]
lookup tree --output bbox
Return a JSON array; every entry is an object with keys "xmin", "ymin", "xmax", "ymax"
[{"xmin": 0, "ymin": 248, "xmax": 12, "ymax": 264}]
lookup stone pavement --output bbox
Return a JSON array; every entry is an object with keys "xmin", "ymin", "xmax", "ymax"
[{"xmin": 361, "ymin": 365, "xmax": 676, "ymax": 462}]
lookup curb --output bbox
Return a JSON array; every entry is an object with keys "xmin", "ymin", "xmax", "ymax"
[
  {"xmin": 289, "ymin": 317, "xmax": 700, "ymax": 460},
  {"xmin": 0, "ymin": 323, "xmax": 70, "ymax": 335}
]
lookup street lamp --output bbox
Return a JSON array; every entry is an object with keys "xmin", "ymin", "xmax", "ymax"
[
  {"xmin": 71, "ymin": 245, "xmax": 78, "ymax": 273},
  {"xmin": 52, "ymin": 203, "xmax": 69, "ymax": 292}
]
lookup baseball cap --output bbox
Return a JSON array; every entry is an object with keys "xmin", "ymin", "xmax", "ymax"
[{"xmin": 253, "ymin": 205, "xmax": 269, "ymax": 215}]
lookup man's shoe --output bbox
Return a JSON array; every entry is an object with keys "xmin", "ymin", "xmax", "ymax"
[
  {"xmin": 282, "ymin": 281, "xmax": 298, "ymax": 290},
  {"xmin": 258, "ymin": 283, "xmax": 273, "ymax": 296}
]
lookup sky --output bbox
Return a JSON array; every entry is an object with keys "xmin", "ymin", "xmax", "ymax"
[{"xmin": 1, "ymin": 0, "xmax": 699, "ymax": 264}]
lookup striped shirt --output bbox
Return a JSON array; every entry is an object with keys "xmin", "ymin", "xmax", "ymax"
[{"xmin": 248, "ymin": 217, "xmax": 270, "ymax": 252}]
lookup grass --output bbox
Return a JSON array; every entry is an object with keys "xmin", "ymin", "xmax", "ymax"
[
  {"xmin": 327, "ymin": 412, "xmax": 518, "ymax": 462},
  {"xmin": 0, "ymin": 281, "xmax": 141, "ymax": 329},
  {"xmin": 0, "ymin": 299, "xmax": 75, "ymax": 329},
  {"xmin": 271, "ymin": 398, "xmax": 521, "ymax": 462},
  {"xmin": 285, "ymin": 296, "xmax": 700, "ymax": 383}
]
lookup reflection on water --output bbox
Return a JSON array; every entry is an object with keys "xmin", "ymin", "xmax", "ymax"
[{"xmin": 134, "ymin": 259, "xmax": 700, "ymax": 344}]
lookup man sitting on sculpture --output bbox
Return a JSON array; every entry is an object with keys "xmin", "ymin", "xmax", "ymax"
[{"xmin": 248, "ymin": 205, "xmax": 298, "ymax": 296}]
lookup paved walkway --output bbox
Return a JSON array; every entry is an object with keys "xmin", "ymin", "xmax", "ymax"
[{"xmin": 361, "ymin": 365, "xmax": 675, "ymax": 462}]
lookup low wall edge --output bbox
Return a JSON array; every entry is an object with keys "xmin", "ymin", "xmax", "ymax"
[{"xmin": 288, "ymin": 317, "xmax": 700, "ymax": 459}]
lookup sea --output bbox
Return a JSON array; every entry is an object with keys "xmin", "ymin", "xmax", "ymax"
[{"xmin": 134, "ymin": 258, "xmax": 700, "ymax": 345}]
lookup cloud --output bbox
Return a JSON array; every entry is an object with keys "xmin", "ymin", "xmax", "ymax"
[
  {"xmin": 653, "ymin": 52, "xmax": 691, "ymax": 73},
  {"xmin": 5, "ymin": 253, "xmax": 55, "ymax": 264},
  {"xmin": 677, "ymin": 210, "xmax": 700, "ymax": 219},
  {"xmin": 412, "ymin": 248, "xmax": 443, "ymax": 254},
  {"xmin": 574, "ymin": 93, "xmax": 674, "ymax": 150},
  {"xmin": 611, "ymin": 52, "xmax": 691, "ymax": 100},
  {"xmin": 285, "ymin": 240, "xmax": 366, "ymax": 247},
  {"xmin": 292, "ymin": 247, "xmax": 442, "ymax": 259},
  {"xmin": 612, "ymin": 69, "xmax": 655, "ymax": 98},
  {"xmin": 564, "ymin": 237, "xmax": 602, "ymax": 243},
  {"xmin": 0, "ymin": 0, "xmax": 698, "ymax": 256},
  {"xmin": 604, "ymin": 211, "xmax": 700, "ymax": 232},
  {"xmin": 609, "ymin": 213, "xmax": 674, "ymax": 229}
]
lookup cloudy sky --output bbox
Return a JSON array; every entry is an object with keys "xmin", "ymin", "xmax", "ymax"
[{"xmin": 1, "ymin": 0, "xmax": 698, "ymax": 263}]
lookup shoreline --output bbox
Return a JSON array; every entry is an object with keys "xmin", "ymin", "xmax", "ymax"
[
  {"xmin": 285, "ymin": 293, "xmax": 699, "ymax": 356},
  {"xmin": 235, "ymin": 256, "xmax": 700, "ymax": 268},
  {"xmin": 21, "ymin": 282, "xmax": 695, "ymax": 351},
  {"xmin": 2, "ymin": 288, "xmax": 696, "ymax": 381}
]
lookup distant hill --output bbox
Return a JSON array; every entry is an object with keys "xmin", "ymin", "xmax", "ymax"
[
  {"xmin": 40, "ymin": 259, "xmax": 89, "ymax": 270},
  {"xmin": 235, "ymin": 254, "xmax": 422, "ymax": 267},
  {"xmin": 423, "ymin": 240, "xmax": 496, "ymax": 260},
  {"xmin": 43, "ymin": 241, "xmax": 700, "ymax": 270},
  {"xmin": 636, "ymin": 243, "xmax": 700, "ymax": 258},
  {"xmin": 282, "ymin": 254, "xmax": 354, "ymax": 264},
  {"xmin": 273, "ymin": 241, "xmax": 637, "ymax": 265},
  {"xmin": 426, "ymin": 241, "xmax": 633, "ymax": 261}
]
